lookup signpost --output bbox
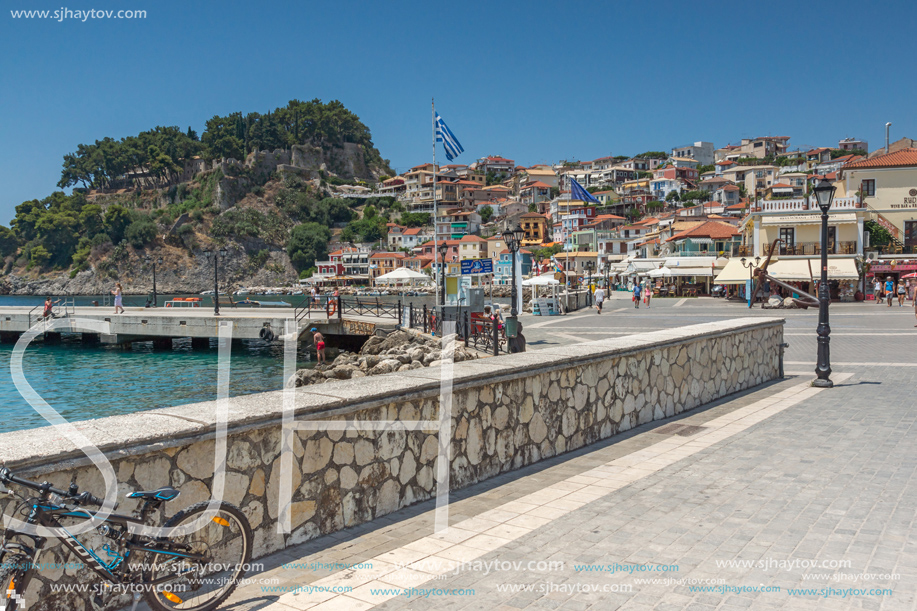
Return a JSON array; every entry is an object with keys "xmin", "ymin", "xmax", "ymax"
[{"xmin": 461, "ymin": 258, "xmax": 493, "ymax": 275}]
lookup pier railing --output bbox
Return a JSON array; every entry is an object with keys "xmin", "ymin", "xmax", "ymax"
[{"xmin": 294, "ymin": 296, "xmax": 402, "ymax": 323}]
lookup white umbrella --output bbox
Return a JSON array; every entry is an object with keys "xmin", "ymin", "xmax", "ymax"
[
  {"xmin": 375, "ymin": 267, "xmax": 431, "ymax": 282},
  {"xmin": 648, "ymin": 266, "xmax": 673, "ymax": 278},
  {"xmin": 522, "ymin": 274, "xmax": 560, "ymax": 286}
]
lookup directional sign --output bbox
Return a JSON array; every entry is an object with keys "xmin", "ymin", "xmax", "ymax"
[{"xmin": 461, "ymin": 258, "xmax": 493, "ymax": 275}]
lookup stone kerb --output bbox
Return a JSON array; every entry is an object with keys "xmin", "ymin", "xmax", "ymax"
[{"xmin": 0, "ymin": 318, "xmax": 783, "ymax": 610}]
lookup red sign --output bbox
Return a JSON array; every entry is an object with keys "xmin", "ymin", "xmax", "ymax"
[{"xmin": 870, "ymin": 262, "xmax": 917, "ymax": 272}]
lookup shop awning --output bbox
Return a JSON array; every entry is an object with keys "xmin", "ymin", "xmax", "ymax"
[
  {"xmin": 761, "ymin": 213, "xmax": 857, "ymax": 226},
  {"xmin": 668, "ymin": 267, "xmax": 715, "ymax": 277},
  {"xmin": 714, "ymin": 257, "xmax": 860, "ymax": 284},
  {"xmin": 714, "ymin": 259, "xmax": 754, "ymax": 284}
]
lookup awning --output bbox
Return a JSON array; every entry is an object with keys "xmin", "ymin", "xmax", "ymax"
[
  {"xmin": 714, "ymin": 259, "xmax": 754, "ymax": 284},
  {"xmin": 768, "ymin": 258, "xmax": 859, "ymax": 281},
  {"xmin": 762, "ymin": 213, "xmax": 857, "ymax": 226},
  {"xmin": 687, "ymin": 237, "xmax": 713, "ymax": 245},
  {"xmin": 667, "ymin": 267, "xmax": 715, "ymax": 277}
]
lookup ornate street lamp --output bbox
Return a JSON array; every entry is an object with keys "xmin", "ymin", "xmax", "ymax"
[
  {"xmin": 437, "ymin": 242, "xmax": 449, "ymax": 307},
  {"xmin": 812, "ymin": 178, "xmax": 836, "ymax": 387},
  {"xmin": 144, "ymin": 255, "xmax": 163, "ymax": 307},
  {"xmin": 204, "ymin": 247, "xmax": 228, "ymax": 316},
  {"xmin": 740, "ymin": 256, "xmax": 761, "ymax": 308},
  {"xmin": 502, "ymin": 225, "xmax": 525, "ymax": 337}
]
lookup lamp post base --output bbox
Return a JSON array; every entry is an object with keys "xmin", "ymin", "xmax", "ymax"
[{"xmin": 811, "ymin": 378, "xmax": 833, "ymax": 388}]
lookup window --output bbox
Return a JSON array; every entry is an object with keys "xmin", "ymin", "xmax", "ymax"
[
  {"xmin": 779, "ymin": 228, "xmax": 794, "ymax": 254},
  {"xmin": 754, "ymin": 142, "xmax": 763, "ymax": 148},
  {"xmin": 862, "ymin": 179, "xmax": 876, "ymax": 196}
]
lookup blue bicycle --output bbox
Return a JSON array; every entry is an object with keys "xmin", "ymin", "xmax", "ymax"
[{"xmin": 0, "ymin": 467, "xmax": 252, "ymax": 611}]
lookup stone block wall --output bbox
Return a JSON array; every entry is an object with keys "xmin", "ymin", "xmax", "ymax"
[{"xmin": 0, "ymin": 318, "xmax": 783, "ymax": 610}]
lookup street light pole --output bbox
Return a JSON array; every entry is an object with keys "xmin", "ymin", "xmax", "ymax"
[
  {"xmin": 502, "ymin": 225, "xmax": 525, "ymax": 337},
  {"xmin": 204, "ymin": 248, "xmax": 228, "ymax": 316},
  {"xmin": 740, "ymin": 256, "xmax": 761, "ymax": 308},
  {"xmin": 813, "ymin": 179, "xmax": 836, "ymax": 388},
  {"xmin": 438, "ymin": 243, "xmax": 448, "ymax": 309},
  {"xmin": 144, "ymin": 255, "xmax": 163, "ymax": 307}
]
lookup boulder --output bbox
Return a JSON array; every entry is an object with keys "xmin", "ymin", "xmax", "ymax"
[
  {"xmin": 289, "ymin": 368, "xmax": 325, "ymax": 387},
  {"xmin": 327, "ymin": 365, "xmax": 360, "ymax": 380}
]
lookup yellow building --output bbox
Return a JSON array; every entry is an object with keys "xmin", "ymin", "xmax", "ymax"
[{"xmin": 519, "ymin": 212, "xmax": 549, "ymax": 246}]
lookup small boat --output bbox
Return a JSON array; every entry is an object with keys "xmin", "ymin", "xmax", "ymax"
[
  {"xmin": 200, "ymin": 290, "xmax": 215, "ymax": 295},
  {"xmin": 234, "ymin": 288, "xmax": 249, "ymax": 296}
]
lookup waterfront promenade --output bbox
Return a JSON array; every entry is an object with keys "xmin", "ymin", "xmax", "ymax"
[{"xmin": 121, "ymin": 296, "xmax": 915, "ymax": 611}]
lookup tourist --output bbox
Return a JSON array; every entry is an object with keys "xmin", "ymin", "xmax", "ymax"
[
  {"xmin": 644, "ymin": 282, "xmax": 652, "ymax": 308},
  {"xmin": 310, "ymin": 286, "xmax": 318, "ymax": 307},
  {"xmin": 898, "ymin": 280, "xmax": 907, "ymax": 307},
  {"xmin": 633, "ymin": 282, "xmax": 642, "ymax": 309},
  {"xmin": 311, "ymin": 327, "xmax": 326, "ymax": 364},
  {"xmin": 885, "ymin": 276, "xmax": 895, "ymax": 307},
  {"xmin": 42, "ymin": 297, "xmax": 59, "ymax": 320},
  {"xmin": 594, "ymin": 285, "xmax": 605, "ymax": 314},
  {"xmin": 111, "ymin": 283, "xmax": 124, "ymax": 314},
  {"xmin": 874, "ymin": 278, "xmax": 883, "ymax": 304}
]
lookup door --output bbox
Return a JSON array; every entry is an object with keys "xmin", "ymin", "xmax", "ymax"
[
  {"xmin": 779, "ymin": 228, "xmax": 794, "ymax": 255},
  {"xmin": 827, "ymin": 226, "xmax": 837, "ymax": 253},
  {"xmin": 905, "ymin": 221, "xmax": 917, "ymax": 249}
]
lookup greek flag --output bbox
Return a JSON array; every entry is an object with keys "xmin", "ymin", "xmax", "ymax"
[
  {"xmin": 569, "ymin": 177, "xmax": 600, "ymax": 204},
  {"xmin": 435, "ymin": 112, "xmax": 464, "ymax": 161}
]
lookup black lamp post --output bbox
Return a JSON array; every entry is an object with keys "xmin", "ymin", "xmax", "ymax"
[
  {"xmin": 144, "ymin": 255, "xmax": 163, "ymax": 307},
  {"xmin": 502, "ymin": 225, "xmax": 525, "ymax": 337},
  {"xmin": 812, "ymin": 178, "xmax": 836, "ymax": 388},
  {"xmin": 740, "ymin": 256, "xmax": 761, "ymax": 308},
  {"xmin": 204, "ymin": 247, "xmax": 228, "ymax": 316},
  {"xmin": 438, "ymin": 242, "xmax": 449, "ymax": 308}
]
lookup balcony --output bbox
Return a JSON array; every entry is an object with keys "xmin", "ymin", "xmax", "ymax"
[
  {"xmin": 756, "ymin": 197, "xmax": 861, "ymax": 212},
  {"xmin": 780, "ymin": 241, "xmax": 858, "ymax": 255}
]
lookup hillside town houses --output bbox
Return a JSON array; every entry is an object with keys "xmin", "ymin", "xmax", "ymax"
[{"xmin": 308, "ymin": 135, "xmax": 917, "ymax": 303}]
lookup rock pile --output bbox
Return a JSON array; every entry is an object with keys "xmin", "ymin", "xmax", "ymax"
[{"xmin": 289, "ymin": 329, "xmax": 480, "ymax": 387}]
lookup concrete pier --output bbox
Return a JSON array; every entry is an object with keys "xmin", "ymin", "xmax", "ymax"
[{"xmin": 0, "ymin": 305, "xmax": 396, "ymax": 346}]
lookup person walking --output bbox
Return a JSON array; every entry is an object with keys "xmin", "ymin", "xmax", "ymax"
[
  {"xmin": 874, "ymin": 278, "xmax": 883, "ymax": 305},
  {"xmin": 311, "ymin": 327, "xmax": 326, "ymax": 364},
  {"xmin": 886, "ymin": 276, "xmax": 896, "ymax": 307},
  {"xmin": 897, "ymin": 280, "xmax": 907, "ymax": 307},
  {"xmin": 644, "ymin": 282, "xmax": 652, "ymax": 308},
  {"xmin": 633, "ymin": 282, "xmax": 642, "ymax": 309},
  {"xmin": 111, "ymin": 283, "xmax": 124, "ymax": 314},
  {"xmin": 42, "ymin": 297, "xmax": 60, "ymax": 320},
  {"xmin": 594, "ymin": 285, "xmax": 605, "ymax": 314}
]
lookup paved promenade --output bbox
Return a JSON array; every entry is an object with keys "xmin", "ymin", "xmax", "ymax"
[{"xmin": 131, "ymin": 297, "xmax": 916, "ymax": 610}]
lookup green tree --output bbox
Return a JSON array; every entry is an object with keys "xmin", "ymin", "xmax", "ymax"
[
  {"xmin": 0, "ymin": 226, "xmax": 19, "ymax": 257},
  {"xmin": 666, "ymin": 191, "xmax": 680, "ymax": 203},
  {"xmin": 528, "ymin": 203, "xmax": 538, "ymax": 212},
  {"xmin": 79, "ymin": 204, "xmax": 105, "ymax": 236},
  {"xmin": 363, "ymin": 205, "xmax": 377, "ymax": 219},
  {"xmin": 104, "ymin": 205, "xmax": 132, "ymax": 244},
  {"xmin": 287, "ymin": 222, "xmax": 331, "ymax": 271},
  {"xmin": 125, "ymin": 216, "xmax": 158, "ymax": 247},
  {"xmin": 479, "ymin": 205, "xmax": 494, "ymax": 223},
  {"xmin": 864, "ymin": 220, "xmax": 893, "ymax": 246},
  {"xmin": 30, "ymin": 245, "xmax": 51, "ymax": 268},
  {"xmin": 398, "ymin": 212, "xmax": 430, "ymax": 227}
]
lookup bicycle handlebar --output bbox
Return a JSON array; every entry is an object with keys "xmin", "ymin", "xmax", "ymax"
[{"xmin": 0, "ymin": 467, "xmax": 103, "ymax": 506}]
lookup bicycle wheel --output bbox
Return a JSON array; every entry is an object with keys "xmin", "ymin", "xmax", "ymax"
[
  {"xmin": 0, "ymin": 566, "xmax": 27, "ymax": 611},
  {"xmin": 143, "ymin": 501, "xmax": 253, "ymax": 611}
]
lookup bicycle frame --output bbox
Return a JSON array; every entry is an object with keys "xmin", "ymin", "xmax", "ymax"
[{"xmin": 4, "ymin": 499, "xmax": 206, "ymax": 588}]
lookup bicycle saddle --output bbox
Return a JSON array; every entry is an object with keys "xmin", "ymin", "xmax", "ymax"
[{"xmin": 127, "ymin": 486, "xmax": 180, "ymax": 502}]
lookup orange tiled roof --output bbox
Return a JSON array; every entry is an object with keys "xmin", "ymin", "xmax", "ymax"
[
  {"xmin": 666, "ymin": 221, "xmax": 740, "ymax": 242},
  {"xmin": 843, "ymin": 149, "xmax": 917, "ymax": 169}
]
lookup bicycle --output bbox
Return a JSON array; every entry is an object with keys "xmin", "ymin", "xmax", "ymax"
[{"xmin": 0, "ymin": 467, "xmax": 253, "ymax": 611}]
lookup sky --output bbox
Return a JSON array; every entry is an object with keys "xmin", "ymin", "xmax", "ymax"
[{"xmin": 2, "ymin": 0, "xmax": 917, "ymax": 222}]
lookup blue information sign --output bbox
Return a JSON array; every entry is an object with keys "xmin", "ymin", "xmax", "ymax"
[{"xmin": 461, "ymin": 258, "xmax": 493, "ymax": 275}]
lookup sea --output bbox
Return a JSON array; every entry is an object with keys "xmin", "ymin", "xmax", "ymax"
[
  {"xmin": 0, "ymin": 292, "xmax": 501, "ymax": 434},
  {"xmin": 0, "ymin": 294, "xmax": 312, "ymax": 434}
]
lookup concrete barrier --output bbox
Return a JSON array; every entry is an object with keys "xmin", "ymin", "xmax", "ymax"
[{"xmin": 0, "ymin": 317, "xmax": 784, "ymax": 610}]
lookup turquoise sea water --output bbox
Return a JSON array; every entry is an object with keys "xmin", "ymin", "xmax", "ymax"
[{"xmin": 0, "ymin": 295, "xmax": 312, "ymax": 434}]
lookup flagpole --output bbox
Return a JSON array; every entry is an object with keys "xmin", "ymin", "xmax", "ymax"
[{"xmin": 432, "ymin": 98, "xmax": 440, "ymax": 308}]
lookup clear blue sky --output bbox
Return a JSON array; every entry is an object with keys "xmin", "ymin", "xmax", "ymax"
[{"xmin": 2, "ymin": 0, "xmax": 916, "ymax": 222}]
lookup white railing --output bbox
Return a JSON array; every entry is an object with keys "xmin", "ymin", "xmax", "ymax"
[{"xmin": 758, "ymin": 196, "xmax": 860, "ymax": 212}]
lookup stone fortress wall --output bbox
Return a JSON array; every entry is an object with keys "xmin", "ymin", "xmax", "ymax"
[{"xmin": 0, "ymin": 317, "xmax": 784, "ymax": 610}]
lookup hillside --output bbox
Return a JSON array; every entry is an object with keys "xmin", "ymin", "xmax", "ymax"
[{"xmin": 0, "ymin": 99, "xmax": 397, "ymax": 296}]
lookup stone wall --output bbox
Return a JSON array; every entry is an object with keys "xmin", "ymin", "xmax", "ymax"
[{"xmin": 0, "ymin": 318, "xmax": 783, "ymax": 610}]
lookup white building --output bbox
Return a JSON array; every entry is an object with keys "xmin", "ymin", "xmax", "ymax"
[{"xmin": 671, "ymin": 141, "xmax": 714, "ymax": 166}]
